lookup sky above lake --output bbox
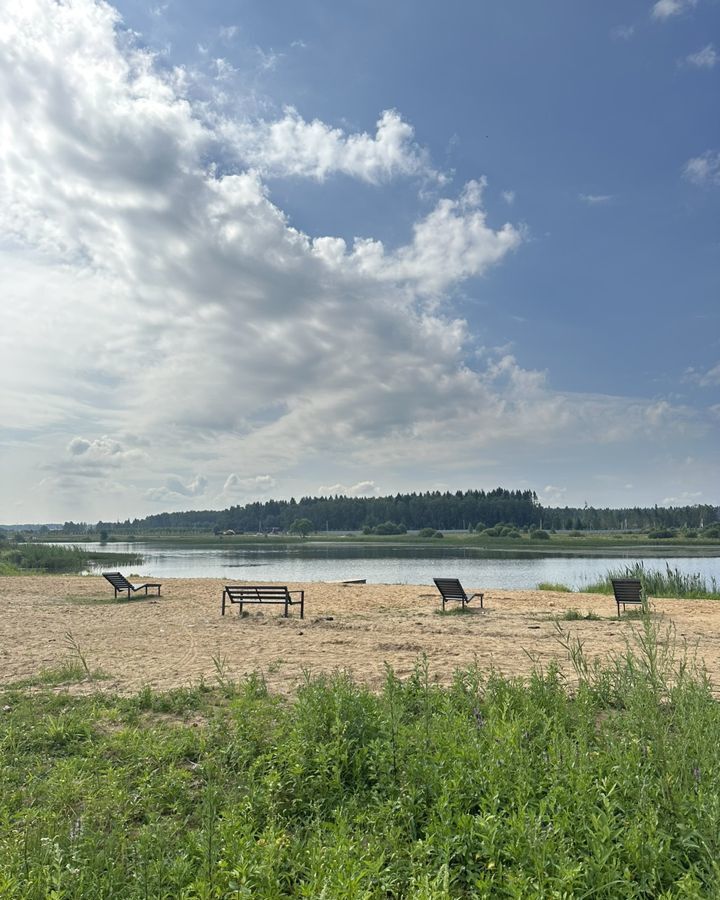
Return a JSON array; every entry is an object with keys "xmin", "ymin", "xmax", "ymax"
[{"xmin": 1, "ymin": 0, "xmax": 719, "ymax": 524}]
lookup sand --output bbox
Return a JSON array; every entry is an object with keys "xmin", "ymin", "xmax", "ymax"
[{"xmin": 2, "ymin": 576, "xmax": 720, "ymax": 696}]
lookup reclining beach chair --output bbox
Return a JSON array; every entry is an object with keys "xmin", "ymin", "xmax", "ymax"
[
  {"xmin": 103, "ymin": 571, "xmax": 162, "ymax": 599},
  {"xmin": 433, "ymin": 577, "xmax": 484, "ymax": 611},
  {"xmin": 611, "ymin": 578, "xmax": 644, "ymax": 617}
]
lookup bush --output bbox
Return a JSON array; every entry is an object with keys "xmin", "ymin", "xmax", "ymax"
[
  {"xmin": 648, "ymin": 529, "xmax": 677, "ymax": 539},
  {"xmin": 418, "ymin": 528, "xmax": 437, "ymax": 538},
  {"xmin": 529, "ymin": 529, "xmax": 550, "ymax": 540},
  {"xmin": 372, "ymin": 522, "xmax": 407, "ymax": 535}
]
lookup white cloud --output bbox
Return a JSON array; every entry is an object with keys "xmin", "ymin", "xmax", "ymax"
[
  {"xmin": 661, "ymin": 491, "xmax": 703, "ymax": 505},
  {"xmin": 685, "ymin": 362, "xmax": 720, "ymax": 387},
  {"xmin": 502, "ymin": 190, "xmax": 516, "ymax": 205},
  {"xmin": 220, "ymin": 107, "xmax": 445, "ymax": 185},
  {"xmin": 579, "ymin": 193, "xmax": 614, "ymax": 205},
  {"xmin": 652, "ymin": 0, "xmax": 698, "ymax": 19},
  {"xmin": 0, "ymin": 0, "xmax": 711, "ymax": 521},
  {"xmin": 683, "ymin": 151, "xmax": 720, "ymax": 186},
  {"xmin": 542, "ymin": 485, "xmax": 567, "ymax": 503},
  {"xmin": 219, "ymin": 25, "xmax": 239, "ymax": 42},
  {"xmin": 317, "ymin": 481, "xmax": 382, "ymax": 497},
  {"xmin": 685, "ymin": 44, "xmax": 718, "ymax": 68},
  {"xmin": 62, "ymin": 437, "xmax": 147, "ymax": 471},
  {"xmin": 221, "ymin": 474, "xmax": 277, "ymax": 501},
  {"xmin": 145, "ymin": 474, "xmax": 208, "ymax": 502},
  {"xmin": 611, "ymin": 25, "xmax": 636, "ymax": 40}
]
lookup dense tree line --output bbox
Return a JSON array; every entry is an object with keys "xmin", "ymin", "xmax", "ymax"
[{"xmin": 60, "ymin": 488, "xmax": 720, "ymax": 535}]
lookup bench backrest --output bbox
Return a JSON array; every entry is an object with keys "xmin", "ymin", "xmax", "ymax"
[
  {"xmin": 611, "ymin": 579, "xmax": 643, "ymax": 604},
  {"xmin": 103, "ymin": 572, "xmax": 132, "ymax": 590},
  {"xmin": 433, "ymin": 578, "xmax": 467, "ymax": 602},
  {"xmin": 224, "ymin": 585, "xmax": 292, "ymax": 602}
]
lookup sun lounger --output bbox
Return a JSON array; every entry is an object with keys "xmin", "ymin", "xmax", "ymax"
[
  {"xmin": 103, "ymin": 571, "xmax": 162, "ymax": 599},
  {"xmin": 433, "ymin": 577, "xmax": 484, "ymax": 611}
]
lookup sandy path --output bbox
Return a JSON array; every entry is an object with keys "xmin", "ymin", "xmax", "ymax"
[{"xmin": 1, "ymin": 576, "xmax": 719, "ymax": 695}]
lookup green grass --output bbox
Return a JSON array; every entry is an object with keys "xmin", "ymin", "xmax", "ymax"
[
  {"xmin": 537, "ymin": 581, "xmax": 573, "ymax": 592},
  {"xmin": 559, "ymin": 608, "xmax": 602, "ymax": 621},
  {"xmin": 434, "ymin": 605, "xmax": 479, "ymax": 616},
  {"xmin": 0, "ymin": 543, "xmax": 140, "ymax": 575},
  {"xmin": 42, "ymin": 529, "xmax": 720, "ymax": 554},
  {"xmin": 3, "ymin": 624, "xmax": 720, "ymax": 896},
  {"xmin": 585, "ymin": 562, "xmax": 720, "ymax": 600}
]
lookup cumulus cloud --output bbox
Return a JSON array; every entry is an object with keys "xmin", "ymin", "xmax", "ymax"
[
  {"xmin": 541, "ymin": 485, "xmax": 567, "ymax": 503},
  {"xmin": 652, "ymin": 0, "xmax": 698, "ymax": 19},
  {"xmin": 62, "ymin": 436, "xmax": 147, "ymax": 471},
  {"xmin": 145, "ymin": 475, "xmax": 208, "ymax": 502},
  {"xmin": 0, "ymin": 0, "xmax": 706, "ymax": 520},
  {"xmin": 685, "ymin": 44, "xmax": 718, "ymax": 68},
  {"xmin": 685, "ymin": 362, "xmax": 720, "ymax": 387},
  {"xmin": 317, "ymin": 481, "xmax": 382, "ymax": 497},
  {"xmin": 220, "ymin": 108, "xmax": 445, "ymax": 184},
  {"xmin": 221, "ymin": 474, "xmax": 277, "ymax": 500},
  {"xmin": 683, "ymin": 151, "xmax": 720, "ymax": 186}
]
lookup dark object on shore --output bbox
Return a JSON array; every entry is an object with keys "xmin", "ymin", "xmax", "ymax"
[
  {"xmin": 221, "ymin": 585, "xmax": 305, "ymax": 619},
  {"xmin": 433, "ymin": 577, "xmax": 484, "ymax": 611},
  {"xmin": 611, "ymin": 578, "xmax": 644, "ymax": 617},
  {"xmin": 103, "ymin": 571, "xmax": 162, "ymax": 599}
]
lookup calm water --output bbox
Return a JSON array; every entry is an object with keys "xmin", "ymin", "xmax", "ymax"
[{"xmin": 60, "ymin": 542, "xmax": 720, "ymax": 591}]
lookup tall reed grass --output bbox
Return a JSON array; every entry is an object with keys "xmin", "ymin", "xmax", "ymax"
[
  {"xmin": 584, "ymin": 562, "xmax": 720, "ymax": 599},
  {"xmin": 2, "ymin": 623, "xmax": 720, "ymax": 896}
]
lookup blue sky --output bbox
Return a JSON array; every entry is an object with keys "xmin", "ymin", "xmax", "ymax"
[{"xmin": 1, "ymin": 0, "xmax": 719, "ymax": 522}]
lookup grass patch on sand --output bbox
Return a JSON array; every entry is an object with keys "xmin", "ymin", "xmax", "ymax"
[
  {"xmin": 537, "ymin": 581, "xmax": 573, "ymax": 592},
  {"xmin": 10, "ymin": 632, "xmax": 108, "ymax": 688},
  {"xmin": 2, "ymin": 622, "xmax": 720, "ymax": 896},
  {"xmin": 434, "ymin": 605, "xmax": 480, "ymax": 616},
  {"xmin": 559, "ymin": 608, "xmax": 603, "ymax": 621}
]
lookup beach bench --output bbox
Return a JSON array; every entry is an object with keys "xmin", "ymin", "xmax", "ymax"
[
  {"xmin": 433, "ymin": 577, "xmax": 484, "ymax": 611},
  {"xmin": 221, "ymin": 585, "xmax": 305, "ymax": 618},
  {"xmin": 611, "ymin": 578, "xmax": 645, "ymax": 617},
  {"xmin": 103, "ymin": 571, "xmax": 162, "ymax": 599}
]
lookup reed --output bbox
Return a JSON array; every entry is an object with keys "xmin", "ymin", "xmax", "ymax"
[{"xmin": 584, "ymin": 562, "xmax": 720, "ymax": 599}]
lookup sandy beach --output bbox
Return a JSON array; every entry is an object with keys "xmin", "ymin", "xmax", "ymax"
[{"xmin": 2, "ymin": 575, "xmax": 720, "ymax": 695}]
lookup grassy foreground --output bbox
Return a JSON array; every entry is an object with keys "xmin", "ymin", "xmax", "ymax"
[{"xmin": 2, "ymin": 624, "xmax": 720, "ymax": 898}]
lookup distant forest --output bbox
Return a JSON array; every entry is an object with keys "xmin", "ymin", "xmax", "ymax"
[{"xmin": 58, "ymin": 488, "xmax": 720, "ymax": 534}]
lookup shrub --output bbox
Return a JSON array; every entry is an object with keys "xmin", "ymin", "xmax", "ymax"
[
  {"xmin": 648, "ymin": 529, "xmax": 677, "ymax": 539},
  {"xmin": 418, "ymin": 528, "xmax": 437, "ymax": 538},
  {"xmin": 529, "ymin": 529, "xmax": 550, "ymax": 540},
  {"xmin": 372, "ymin": 521, "xmax": 407, "ymax": 535}
]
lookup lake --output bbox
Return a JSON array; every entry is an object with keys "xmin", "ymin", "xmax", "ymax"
[{"xmin": 62, "ymin": 541, "xmax": 720, "ymax": 591}]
